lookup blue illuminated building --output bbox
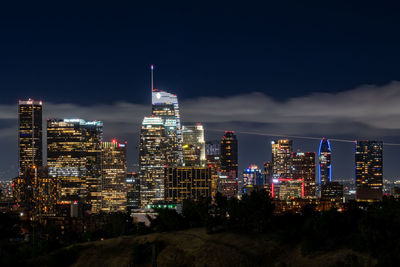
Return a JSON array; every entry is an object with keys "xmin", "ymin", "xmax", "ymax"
[{"xmin": 318, "ymin": 138, "xmax": 331, "ymax": 185}]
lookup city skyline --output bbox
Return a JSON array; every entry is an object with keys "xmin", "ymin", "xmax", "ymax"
[
  {"xmin": 3, "ymin": 2, "xmax": 400, "ymax": 180},
  {"xmin": 3, "ymin": 85, "xmax": 400, "ymax": 181}
]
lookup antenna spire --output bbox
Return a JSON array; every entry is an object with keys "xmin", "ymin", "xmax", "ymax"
[{"xmin": 151, "ymin": 64, "xmax": 154, "ymax": 91}]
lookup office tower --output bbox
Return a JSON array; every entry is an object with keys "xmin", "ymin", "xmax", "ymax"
[
  {"xmin": 139, "ymin": 117, "xmax": 168, "ymax": 207},
  {"xmin": 220, "ymin": 131, "xmax": 238, "ymax": 175},
  {"xmin": 18, "ymin": 99, "xmax": 43, "ymax": 176},
  {"xmin": 318, "ymin": 138, "xmax": 332, "ymax": 185},
  {"xmin": 355, "ymin": 141, "xmax": 383, "ymax": 201},
  {"xmin": 217, "ymin": 171, "xmax": 238, "ymax": 198},
  {"xmin": 219, "ymin": 131, "xmax": 238, "ymax": 197},
  {"xmin": 126, "ymin": 172, "xmax": 140, "ymax": 211},
  {"xmin": 271, "ymin": 179, "xmax": 304, "ymax": 200},
  {"xmin": 271, "ymin": 139, "xmax": 293, "ymax": 179},
  {"xmin": 152, "ymin": 89, "xmax": 182, "ymax": 165},
  {"xmin": 165, "ymin": 166, "xmax": 211, "ymax": 204},
  {"xmin": 243, "ymin": 165, "xmax": 264, "ymax": 187},
  {"xmin": 47, "ymin": 119, "xmax": 103, "ymax": 212},
  {"xmin": 13, "ymin": 166, "xmax": 57, "ymax": 218},
  {"xmin": 206, "ymin": 141, "xmax": 221, "ymax": 198},
  {"xmin": 321, "ymin": 182, "xmax": 343, "ymax": 202},
  {"xmin": 182, "ymin": 124, "xmax": 206, "ymax": 166},
  {"xmin": 292, "ymin": 152, "xmax": 316, "ymax": 198},
  {"xmin": 242, "ymin": 164, "xmax": 264, "ymax": 195},
  {"xmin": 101, "ymin": 140, "xmax": 127, "ymax": 212},
  {"xmin": 206, "ymin": 140, "xmax": 221, "ymax": 158}
]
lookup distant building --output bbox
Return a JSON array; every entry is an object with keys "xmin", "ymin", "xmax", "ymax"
[
  {"xmin": 139, "ymin": 117, "xmax": 168, "ymax": 207},
  {"xmin": 318, "ymin": 138, "xmax": 332, "ymax": 185},
  {"xmin": 292, "ymin": 152, "xmax": 316, "ymax": 198},
  {"xmin": 220, "ymin": 131, "xmax": 238, "ymax": 175},
  {"xmin": 263, "ymin": 161, "xmax": 273, "ymax": 191},
  {"xmin": 47, "ymin": 118, "xmax": 103, "ymax": 213},
  {"xmin": 271, "ymin": 178, "xmax": 304, "ymax": 200},
  {"xmin": 206, "ymin": 140, "xmax": 221, "ymax": 157},
  {"xmin": 100, "ymin": 140, "xmax": 127, "ymax": 212},
  {"xmin": 217, "ymin": 170, "xmax": 238, "ymax": 198},
  {"xmin": 243, "ymin": 165, "xmax": 264, "ymax": 188},
  {"xmin": 165, "ymin": 166, "xmax": 211, "ymax": 203},
  {"xmin": 355, "ymin": 141, "xmax": 383, "ymax": 201},
  {"xmin": 321, "ymin": 182, "xmax": 343, "ymax": 202},
  {"xmin": 206, "ymin": 141, "xmax": 221, "ymax": 198},
  {"xmin": 126, "ymin": 173, "xmax": 140, "ymax": 211},
  {"xmin": 13, "ymin": 166, "xmax": 57, "ymax": 218},
  {"xmin": 271, "ymin": 139, "xmax": 293, "ymax": 179},
  {"xmin": 18, "ymin": 99, "xmax": 43, "ymax": 177}
]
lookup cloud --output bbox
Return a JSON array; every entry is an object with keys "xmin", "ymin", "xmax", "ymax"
[
  {"xmin": 1, "ymin": 81, "xmax": 400, "ymax": 139},
  {"xmin": 2, "ymin": 81, "xmax": 400, "ymax": 179}
]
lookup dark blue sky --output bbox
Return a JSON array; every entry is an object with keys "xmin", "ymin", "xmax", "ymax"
[
  {"xmin": 1, "ymin": 1, "xmax": 400, "ymax": 104},
  {"xmin": 2, "ymin": 1, "xmax": 400, "ymax": 180}
]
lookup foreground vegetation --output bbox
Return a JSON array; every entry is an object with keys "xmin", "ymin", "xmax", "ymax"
[{"xmin": 1, "ymin": 191, "xmax": 400, "ymax": 266}]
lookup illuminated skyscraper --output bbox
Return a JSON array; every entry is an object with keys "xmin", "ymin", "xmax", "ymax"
[
  {"xmin": 206, "ymin": 141, "xmax": 221, "ymax": 198},
  {"xmin": 13, "ymin": 166, "xmax": 57, "ymax": 218},
  {"xmin": 292, "ymin": 152, "xmax": 316, "ymax": 198},
  {"xmin": 355, "ymin": 141, "xmax": 383, "ymax": 201},
  {"xmin": 152, "ymin": 89, "xmax": 182, "ymax": 165},
  {"xmin": 220, "ymin": 131, "xmax": 238, "ymax": 175},
  {"xmin": 139, "ymin": 117, "xmax": 168, "ymax": 207},
  {"xmin": 47, "ymin": 119, "xmax": 103, "ymax": 212},
  {"xmin": 318, "ymin": 138, "xmax": 332, "ymax": 185},
  {"xmin": 182, "ymin": 124, "xmax": 206, "ymax": 166},
  {"xmin": 101, "ymin": 140, "xmax": 127, "ymax": 212},
  {"xmin": 165, "ymin": 166, "xmax": 211, "ymax": 204},
  {"xmin": 271, "ymin": 139, "xmax": 293, "ymax": 178},
  {"xmin": 18, "ymin": 99, "xmax": 43, "ymax": 176},
  {"xmin": 243, "ymin": 164, "xmax": 263, "ymax": 187}
]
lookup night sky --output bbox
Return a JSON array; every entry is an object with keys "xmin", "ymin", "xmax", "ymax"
[{"xmin": 2, "ymin": 1, "xmax": 400, "ymax": 180}]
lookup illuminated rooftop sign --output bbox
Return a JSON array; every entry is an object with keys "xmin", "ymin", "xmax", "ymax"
[
  {"xmin": 152, "ymin": 90, "xmax": 178, "ymax": 105},
  {"xmin": 63, "ymin": 119, "xmax": 103, "ymax": 126}
]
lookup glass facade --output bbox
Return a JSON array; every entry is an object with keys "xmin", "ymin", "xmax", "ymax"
[
  {"xmin": 152, "ymin": 89, "xmax": 182, "ymax": 164},
  {"xmin": 271, "ymin": 139, "xmax": 293, "ymax": 179},
  {"xmin": 18, "ymin": 99, "xmax": 43, "ymax": 176},
  {"xmin": 47, "ymin": 119, "xmax": 103, "ymax": 212},
  {"xmin": 182, "ymin": 124, "xmax": 206, "ymax": 166},
  {"xmin": 220, "ymin": 131, "xmax": 238, "ymax": 175},
  {"xmin": 355, "ymin": 141, "xmax": 383, "ymax": 201},
  {"xmin": 101, "ymin": 140, "xmax": 127, "ymax": 212},
  {"xmin": 165, "ymin": 166, "xmax": 211, "ymax": 203},
  {"xmin": 292, "ymin": 152, "xmax": 316, "ymax": 198},
  {"xmin": 139, "ymin": 117, "xmax": 168, "ymax": 207},
  {"xmin": 318, "ymin": 138, "xmax": 332, "ymax": 185}
]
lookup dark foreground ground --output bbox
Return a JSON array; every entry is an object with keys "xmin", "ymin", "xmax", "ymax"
[{"xmin": 30, "ymin": 228, "xmax": 376, "ymax": 267}]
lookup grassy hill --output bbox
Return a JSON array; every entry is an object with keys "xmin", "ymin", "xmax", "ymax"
[{"xmin": 33, "ymin": 228, "xmax": 376, "ymax": 267}]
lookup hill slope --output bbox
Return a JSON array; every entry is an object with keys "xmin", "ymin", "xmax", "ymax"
[{"xmin": 41, "ymin": 228, "xmax": 376, "ymax": 267}]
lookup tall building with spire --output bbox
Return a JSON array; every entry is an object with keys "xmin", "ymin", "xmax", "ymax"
[
  {"xmin": 18, "ymin": 99, "xmax": 43, "ymax": 176},
  {"xmin": 318, "ymin": 138, "xmax": 332, "ymax": 185},
  {"xmin": 152, "ymin": 89, "xmax": 182, "ymax": 165}
]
